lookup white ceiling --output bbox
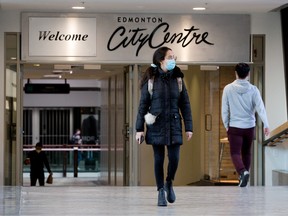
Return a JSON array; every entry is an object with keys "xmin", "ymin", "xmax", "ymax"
[
  {"xmin": 2, "ymin": 0, "xmax": 287, "ymax": 80},
  {"xmin": 0, "ymin": 0, "xmax": 287, "ymax": 14}
]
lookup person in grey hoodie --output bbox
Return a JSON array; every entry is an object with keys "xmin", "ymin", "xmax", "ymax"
[{"xmin": 221, "ymin": 63, "xmax": 270, "ymax": 187}]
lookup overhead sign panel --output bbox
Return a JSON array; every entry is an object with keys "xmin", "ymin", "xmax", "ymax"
[
  {"xmin": 24, "ymin": 83, "xmax": 70, "ymax": 94},
  {"xmin": 22, "ymin": 13, "xmax": 250, "ymax": 63}
]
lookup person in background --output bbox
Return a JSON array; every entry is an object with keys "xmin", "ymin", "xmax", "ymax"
[
  {"xmin": 24, "ymin": 142, "xmax": 52, "ymax": 186},
  {"xmin": 135, "ymin": 47, "xmax": 193, "ymax": 206},
  {"xmin": 72, "ymin": 129, "xmax": 82, "ymax": 169},
  {"xmin": 221, "ymin": 63, "xmax": 270, "ymax": 187}
]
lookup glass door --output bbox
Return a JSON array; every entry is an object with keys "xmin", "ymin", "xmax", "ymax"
[
  {"xmin": 203, "ymin": 69, "xmax": 220, "ymax": 181},
  {"xmin": 203, "ymin": 66, "xmax": 237, "ymax": 183},
  {"xmin": 100, "ymin": 70, "xmax": 126, "ymax": 186}
]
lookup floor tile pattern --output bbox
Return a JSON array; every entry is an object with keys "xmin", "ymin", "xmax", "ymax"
[{"xmin": 1, "ymin": 185, "xmax": 288, "ymax": 215}]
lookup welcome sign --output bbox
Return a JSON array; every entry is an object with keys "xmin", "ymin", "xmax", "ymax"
[
  {"xmin": 22, "ymin": 13, "xmax": 250, "ymax": 63},
  {"xmin": 28, "ymin": 17, "xmax": 96, "ymax": 57}
]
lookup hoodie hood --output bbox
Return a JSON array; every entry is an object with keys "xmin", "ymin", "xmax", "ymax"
[{"xmin": 231, "ymin": 79, "xmax": 251, "ymax": 94}]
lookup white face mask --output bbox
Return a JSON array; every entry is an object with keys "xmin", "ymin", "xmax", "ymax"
[{"xmin": 165, "ymin": 59, "xmax": 176, "ymax": 71}]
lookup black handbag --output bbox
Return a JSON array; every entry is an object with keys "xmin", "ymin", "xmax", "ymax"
[{"xmin": 46, "ymin": 173, "xmax": 53, "ymax": 184}]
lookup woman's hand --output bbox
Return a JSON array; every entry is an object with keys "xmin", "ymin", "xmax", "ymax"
[
  {"xmin": 186, "ymin": 131, "xmax": 193, "ymax": 141},
  {"xmin": 136, "ymin": 132, "xmax": 144, "ymax": 144}
]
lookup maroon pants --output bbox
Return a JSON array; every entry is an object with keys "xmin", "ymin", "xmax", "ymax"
[{"xmin": 227, "ymin": 127, "xmax": 255, "ymax": 174}]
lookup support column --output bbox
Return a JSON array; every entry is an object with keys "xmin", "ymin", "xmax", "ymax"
[
  {"xmin": 32, "ymin": 109, "xmax": 40, "ymax": 145},
  {"xmin": 281, "ymin": 6, "xmax": 288, "ymax": 115}
]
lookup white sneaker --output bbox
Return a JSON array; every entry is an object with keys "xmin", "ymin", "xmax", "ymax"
[{"xmin": 239, "ymin": 171, "xmax": 249, "ymax": 187}]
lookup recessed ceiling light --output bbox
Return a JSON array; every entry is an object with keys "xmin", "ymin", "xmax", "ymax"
[
  {"xmin": 193, "ymin": 7, "xmax": 206, "ymax": 11},
  {"xmin": 43, "ymin": 74, "xmax": 62, "ymax": 78},
  {"xmin": 72, "ymin": 6, "xmax": 85, "ymax": 10},
  {"xmin": 52, "ymin": 70, "xmax": 73, "ymax": 74},
  {"xmin": 84, "ymin": 64, "xmax": 101, "ymax": 70},
  {"xmin": 72, "ymin": 1, "xmax": 85, "ymax": 10}
]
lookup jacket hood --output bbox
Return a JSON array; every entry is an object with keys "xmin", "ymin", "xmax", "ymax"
[
  {"xmin": 231, "ymin": 79, "xmax": 251, "ymax": 94},
  {"xmin": 153, "ymin": 66, "xmax": 184, "ymax": 78}
]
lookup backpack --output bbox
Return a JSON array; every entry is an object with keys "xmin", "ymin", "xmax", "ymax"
[{"xmin": 148, "ymin": 77, "xmax": 183, "ymax": 97}]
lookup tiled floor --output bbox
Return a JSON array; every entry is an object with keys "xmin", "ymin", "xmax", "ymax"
[{"xmin": 1, "ymin": 183, "xmax": 288, "ymax": 215}]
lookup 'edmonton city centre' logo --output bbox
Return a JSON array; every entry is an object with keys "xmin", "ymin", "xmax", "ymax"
[{"xmin": 107, "ymin": 16, "xmax": 214, "ymax": 56}]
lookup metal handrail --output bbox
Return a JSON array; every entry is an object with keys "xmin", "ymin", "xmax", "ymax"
[
  {"xmin": 263, "ymin": 131, "xmax": 288, "ymax": 146},
  {"xmin": 23, "ymin": 144, "xmax": 101, "ymax": 177}
]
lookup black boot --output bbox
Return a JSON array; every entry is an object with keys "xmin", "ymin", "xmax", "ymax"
[
  {"xmin": 164, "ymin": 181, "xmax": 176, "ymax": 203},
  {"xmin": 157, "ymin": 188, "xmax": 167, "ymax": 206}
]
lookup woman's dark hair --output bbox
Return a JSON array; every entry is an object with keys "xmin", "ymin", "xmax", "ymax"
[
  {"xmin": 152, "ymin": 46, "xmax": 171, "ymax": 67},
  {"xmin": 235, "ymin": 63, "xmax": 250, "ymax": 79},
  {"xmin": 140, "ymin": 47, "xmax": 171, "ymax": 88}
]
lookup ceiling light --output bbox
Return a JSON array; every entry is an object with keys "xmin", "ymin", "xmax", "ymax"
[
  {"xmin": 193, "ymin": 7, "xmax": 206, "ymax": 11},
  {"xmin": 72, "ymin": 1, "xmax": 85, "ymax": 10},
  {"xmin": 84, "ymin": 64, "xmax": 101, "ymax": 70},
  {"xmin": 72, "ymin": 6, "xmax": 85, "ymax": 9},
  {"xmin": 53, "ymin": 70, "xmax": 73, "ymax": 74},
  {"xmin": 200, "ymin": 65, "xmax": 219, "ymax": 71},
  {"xmin": 178, "ymin": 65, "xmax": 188, "ymax": 71},
  {"xmin": 43, "ymin": 74, "xmax": 62, "ymax": 78},
  {"xmin": 54, "ymin": 64, "xmax": 71, "ymax": 70}
]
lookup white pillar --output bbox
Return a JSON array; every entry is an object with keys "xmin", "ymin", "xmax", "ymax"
[{"xmin": 32, "ymin": 109, "xmax": 40, "ymax": 145}]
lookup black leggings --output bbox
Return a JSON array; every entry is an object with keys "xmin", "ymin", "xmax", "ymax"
[
  {"xmin": 30, "ymin": 171, "xmax": 45, "ymax": 186},
  {"xmin": 152, "ymin": 145, "xmax": 180, "ymax": 190}
]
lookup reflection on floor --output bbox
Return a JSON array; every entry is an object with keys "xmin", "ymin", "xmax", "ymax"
[
  {"xmin": 189, "ymin": 179, "xmax": 238, "ymax": 186},
  {"xmin": 1, "ymin": 185, "xmax": 288, "ymax": 215},
  {"xmin": 23, "ymin": 172, "xmax": 103, "ymax": 187}
]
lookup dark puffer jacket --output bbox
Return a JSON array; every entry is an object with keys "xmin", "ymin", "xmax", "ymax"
[{"xmin": 135, "ymin": 66, "xmax": 193, "ymax": 145}]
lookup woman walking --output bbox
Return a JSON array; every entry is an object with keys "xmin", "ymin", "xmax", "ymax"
[{"xmin": 135, "ymin": 47, "xmax": 193, "ymax": 206}]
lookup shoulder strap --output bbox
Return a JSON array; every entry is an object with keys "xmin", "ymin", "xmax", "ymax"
[
  {"xmin": 148, "ymin": 78, "xmax": 154, "ymax": 97},
  {"xmin": 177, "ymin": 77, "xmax": 183, "ymax": 92}
]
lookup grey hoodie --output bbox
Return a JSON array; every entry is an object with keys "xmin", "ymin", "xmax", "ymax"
[{"xmin": 221, "ymin": 79, "xmax": 269, "ymax": 129}]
